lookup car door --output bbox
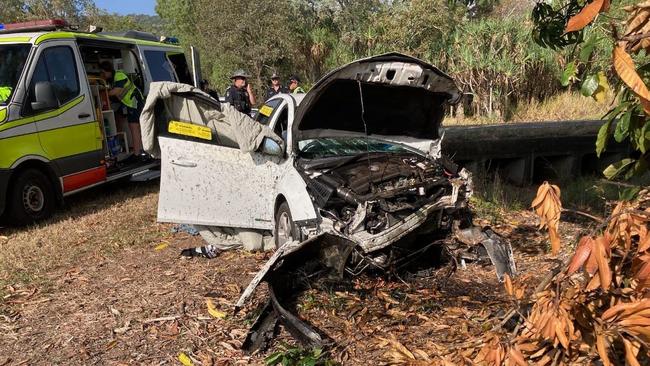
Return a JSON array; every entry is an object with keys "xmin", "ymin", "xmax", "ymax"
[
  {"xmin": 24, "ymin": 41, "xmax": 102, "ymax": 178},
  {"xmin": 157, "ymin": 123, "xmax": 283, "ymax": 230}
]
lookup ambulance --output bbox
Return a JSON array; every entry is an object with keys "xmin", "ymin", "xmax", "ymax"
[{"xmin": 0, "ymin": 19, "xmax": 200, "ymax": 224}]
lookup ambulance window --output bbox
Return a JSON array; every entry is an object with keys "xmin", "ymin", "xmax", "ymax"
[
  {"xmin": 144, "ymin": 50, "xmax": 176, "ymax": 82},
  {"xmin": 28, "ymin": 46, "xmax": 80, "ymax": 110},
  {"xmin": 168, "ymin": 53, "xmax": 192, "ymax": 85}
]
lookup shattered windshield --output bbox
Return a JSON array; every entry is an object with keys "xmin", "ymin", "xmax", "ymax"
[
  {"xmin": 0, "ymin": 44, "xmax": 31, "ymax": 105},
  {"xmin": 298, "ymin": 137, "xmax": 413, "ymax": 159}
]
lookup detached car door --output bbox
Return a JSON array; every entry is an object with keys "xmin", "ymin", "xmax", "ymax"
[{"xmin": 157, "ymin": 122, "xmax": 282, "ymax": 230}]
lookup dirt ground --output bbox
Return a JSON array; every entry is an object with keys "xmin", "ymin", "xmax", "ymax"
[{"xmin": 0, "ymin": 180, "xmax": 595, "ymax": 365}]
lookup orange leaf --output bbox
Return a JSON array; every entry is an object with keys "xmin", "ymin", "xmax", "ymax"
[
  {"xmin": 504, "ymin": 274, "xmax": 514, "ymax": 296},
  {"xmin": 596, "ymin": 333, "xmax": 612, "ymax": 366},
  {"xmin": 594, "ymin": 236, "xmax": 612, "ymax": 290},
  {"xmin": 549, "ymin": 227, "xmax": 561, "ymax": 256},
  {"xmin": 567, "ymin": 236, "xmax": 594, "ymax": 275},
  {"xmin": 613, "ymin": 45, "xmax": 650, "ymax": 114},
  {"xmin": 622, "ymin": 338, "xmax": 641, "ymax": 366},
  {"xmin": 508, "ymin": 347, "xmax": 527, "ymax": 366},
  {"xmin": 565, "ymin": 0, "xmax": 606, "ymax": 33},
  {"xmin": 636, "ymin": 261, "xmax": 650, "ymax": 290}
]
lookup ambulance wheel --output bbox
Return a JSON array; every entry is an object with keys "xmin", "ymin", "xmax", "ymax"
[
  {"xmin": 274, "ymin": 201, "xmax": 299, "ymax": 249},
  {"xmin": 8, "ymin": 169, "xmax": 55, "ymax": 225}
]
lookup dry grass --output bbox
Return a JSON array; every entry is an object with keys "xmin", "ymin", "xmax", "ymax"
[
  {"xmin": 444, "ymin": 91, "xmax": 614, "ymax": 125},
  {"xmin": 0, "ymin": 182, "xmax": 165, "ymax": 294}
]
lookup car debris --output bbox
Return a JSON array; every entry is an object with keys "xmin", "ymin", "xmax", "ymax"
[{"xmin": 143, "ymin": 53, "xmax": 517, "ymax": 352}]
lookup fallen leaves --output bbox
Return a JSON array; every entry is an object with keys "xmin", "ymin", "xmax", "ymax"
[
  {"xmin": 206, "ymin": 299, "xmax": 226, "ymax": 319},
  {"xmin": 531, "ymin": 182, "xmax": 562, "ymax": 255},
  {"xmin": 178, "ymin": 352, "xmax": 193, "ymax": 366}
]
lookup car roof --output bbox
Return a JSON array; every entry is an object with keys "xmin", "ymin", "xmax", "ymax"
[{"xmin": 0, "ymin": 30, "xmax": 182, "ymax": 49}]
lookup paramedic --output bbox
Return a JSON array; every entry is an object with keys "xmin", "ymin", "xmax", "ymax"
[{"xmin": 99, "ymin": 61, "xmax": 145, "ymax": 156}]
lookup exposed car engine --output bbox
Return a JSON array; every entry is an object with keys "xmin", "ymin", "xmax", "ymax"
[{"xmin": 300, "ymin": 152, "xmax": 469, "ymax": 236}]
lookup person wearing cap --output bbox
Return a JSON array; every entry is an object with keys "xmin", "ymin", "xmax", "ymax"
[
  {"xmin": 224, "ymin": 69, "xmax": 256, "ymax": 114},
  {"xmin": 265, "ymin": 73, "xmax": 287, "ymax": 100},
  {"xmin": 288, "ymin": 75, "xmax": 305, "ymax": 94}
]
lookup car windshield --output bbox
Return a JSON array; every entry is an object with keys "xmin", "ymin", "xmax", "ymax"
[
  {"xmin": 298, "ymin": 137, "xmax": 413, "ymax": 159},
  {"xmin": 0, "ymin": 44, "xmax": 31, "ymax": 105}
]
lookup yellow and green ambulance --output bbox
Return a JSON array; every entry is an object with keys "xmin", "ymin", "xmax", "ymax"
[{"xmin": 0, "ymin": 19, "xmax": 199, "ymax": 224}]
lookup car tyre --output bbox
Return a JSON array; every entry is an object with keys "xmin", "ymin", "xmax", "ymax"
[
  {"xmin": 8, "ymin": 169, "xmax": 55, "ymax": 225},
  {"xmin": 274, "ymin": 201, "xmax": 299, "ymax": 249}
]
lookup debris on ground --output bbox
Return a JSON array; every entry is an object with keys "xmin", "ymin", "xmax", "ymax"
[{"xmin": 170, "ymin": 224, "xmax": 200, "ymax": 236}]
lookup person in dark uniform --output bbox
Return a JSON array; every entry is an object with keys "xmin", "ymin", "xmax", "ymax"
[
  {"xmin": 200, "ymin": 79, "xmax": 220, "ymax": 101},
  {"xmin": 224, "ymin": 69, "xmax": 256, "ymax": 114},
  {"xmin": 265, "ymin": 73, "xmax": 287, "ymax": 100}
]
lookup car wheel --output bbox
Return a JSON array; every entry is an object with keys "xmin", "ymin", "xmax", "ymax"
[
  {"xmin": 8, "ymin": 169, "xmax": 55, "ymax": 225},
  {"xmin": 274, "ymin": 201, "xmax": 299, "ymax": 249}
]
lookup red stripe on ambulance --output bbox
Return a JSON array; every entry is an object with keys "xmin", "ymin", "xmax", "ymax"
[{"xmin": 62, "ymin": 166, "xmax": 107, "ymax": 193}]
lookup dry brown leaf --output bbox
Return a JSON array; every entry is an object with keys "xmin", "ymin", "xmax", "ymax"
[
  {"xmin": 532, "ymin": 182, "xmax": 562, "ymax": 255},
  {"xmin": 565, "ymin": 0, "xmax": 606, "ymax": 33},
  {"xmin": 504, "ymin": 274, "xmax": 514, "ymax": 297},
  {"xmin": 622, "ymin": 337, "xmax": 641, "ymax": 366},
  {"xmin": 508, "ymin": 347, "xmax": 526, "ymax": 366},
  {"xmin": 594, "ymin": 236, "xmax": 612, "ymax": 290},
  {"xmin": 567, "ymin": 236, "xmax": 594, "ymax": 275},
  {"xmin": 613, "ymin": 45, "xmax": 650, "ymax": 114},
  {"xmin": 596, "ymin": 332, "xmax": 612, "ymax": 366}
]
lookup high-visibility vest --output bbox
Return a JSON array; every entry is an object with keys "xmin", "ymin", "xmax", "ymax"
[
  {"xmin": 0, "ymin": 86, "xmax": 12, "ymax": 103},
  {"xmin": 114, "ymin": 71, "xmax": 142, "ymax": 109}
]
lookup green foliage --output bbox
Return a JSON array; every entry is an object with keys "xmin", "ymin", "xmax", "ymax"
[
  {"xmin": 265, "ymin": 345, "xmax": 336, "ymax": 366},
  {"xmin": 532, "ymin": 0, "xmax": 650, "ymax": 180},
  {"xmin": 531, "ymin": 1, "xmax": 583, "ymax": 50}
]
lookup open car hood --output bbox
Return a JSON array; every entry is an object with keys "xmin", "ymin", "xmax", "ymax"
[{"xmin": 292, "ymin": 53, "xmax": 461, "ymax": 154}]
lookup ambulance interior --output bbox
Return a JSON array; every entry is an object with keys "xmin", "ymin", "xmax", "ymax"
[{"xmin": 79, "ymin": 44, "xmax": 144, "ymax": 169}]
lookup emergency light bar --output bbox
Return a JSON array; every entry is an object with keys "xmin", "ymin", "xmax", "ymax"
[{"xmin": 0, "ymin": 19, "xmax": 69, "ymax": 33}]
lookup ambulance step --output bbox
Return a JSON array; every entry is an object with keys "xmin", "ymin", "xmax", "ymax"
[{"xmin": 130, "ymin": 169, "xmax": 161, "ymax": 182}]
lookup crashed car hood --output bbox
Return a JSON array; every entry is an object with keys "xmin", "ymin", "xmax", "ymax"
[{"xmin": 292, "ymin": 53, "xmax": 461, "ymax": 153}]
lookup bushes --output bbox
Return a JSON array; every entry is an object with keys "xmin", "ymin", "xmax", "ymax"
[{"xmin": 446, "ymin": 18, "xmax": 563, "ymax": 120}]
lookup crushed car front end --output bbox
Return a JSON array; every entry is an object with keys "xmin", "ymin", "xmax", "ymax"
[{"xmin": 237, "ymin": 53, "xmax": 516, "ymax": 351}]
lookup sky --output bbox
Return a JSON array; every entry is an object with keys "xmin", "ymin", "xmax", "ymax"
[{"xmin": 94, "ymin": 0, "xmax": 157, "ymax": 16}]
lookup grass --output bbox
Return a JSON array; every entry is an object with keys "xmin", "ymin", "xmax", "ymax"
[
  {"xmin": 470, "ymin": 171, "xmax": 647, "ymax": 225},
  {"xmin": 445, "ymin": 91, "xmax": 614, "ymax": 125},
  {"xmin": 0, "ymin": 181, "xmax": 166, "ymax": 295}
]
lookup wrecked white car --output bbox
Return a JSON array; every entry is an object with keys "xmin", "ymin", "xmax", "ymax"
[{"xmin": 143, "ymin": 53, "xmax": 516, "ymax": 351}]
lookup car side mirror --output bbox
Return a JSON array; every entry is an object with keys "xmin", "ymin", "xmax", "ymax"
[
  {"xmin": 31, "ymin": 81, "xmax": 58, "ymax": 111},
  {"xmin": 260, "ymin": 137, "xmax": 284, "ymax": 156}
]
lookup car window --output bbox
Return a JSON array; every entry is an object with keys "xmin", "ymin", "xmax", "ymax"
[
  {"xmin": 144, "ymin": 50, "xmax": 177, "ymax": 82},
  {"xmin": 298, "ymin": 137, "xmax": 413, "ymax": 159},
  {"xmin": 274, "ymin": 107, "xmax": 288, "ymax": 140},
  {"xmin": 0, "ymin": 44, "xmax": 31, "ymax": 105},
  {"xmin": 28, "ymin": 46, "xmax": 80, "ymax": 109},
  {"xmin": 159, "ymin": 94, "xmax": 239, "ymax": 149},
  {"xmin": 255, "ymin": 98, "xmax": 282, "ymax": 125}
]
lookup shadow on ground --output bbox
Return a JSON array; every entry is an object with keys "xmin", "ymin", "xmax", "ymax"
[{"xmin": 0, "ymin": 179, "xmax": 160, "ymax": 236}]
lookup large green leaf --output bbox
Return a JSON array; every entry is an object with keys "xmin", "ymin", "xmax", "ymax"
[
  {"xmin": 596, "ymin": 119, "xmax": 612, "ymax": 157},
  {"xmin": 603, "ymin": 158, "xmax": 636, "ymax": 180},
  {"xmin": 560, "ymin": 62, "xmax": 577, "ymax": 87},
  {"xmin": 580, "ymin": 74, "xmax": 599, "ymax": 97},
  {"xmin": 614, "ymin": 108, "xmax": 633, "ymax": 143},
  {"xmin": 579, "ymin": 34, "xmax": 597, "ymax": 63}
]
